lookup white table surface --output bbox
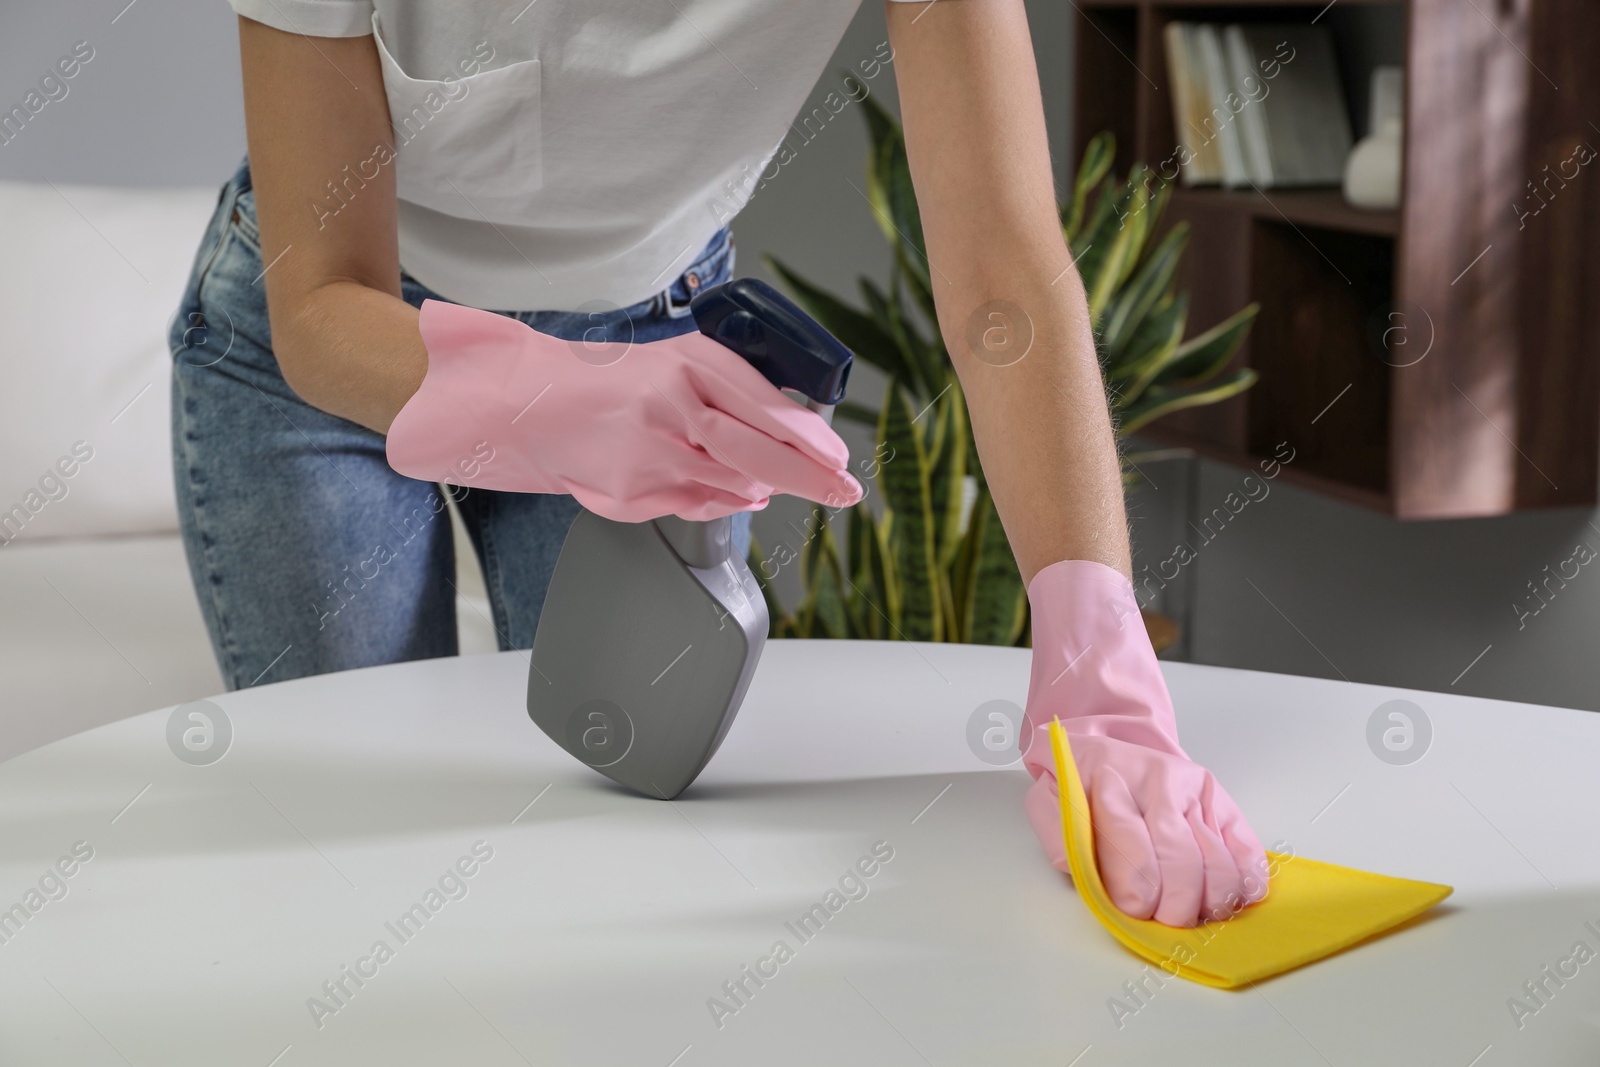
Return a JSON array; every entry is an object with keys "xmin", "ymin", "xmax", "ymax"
[{"xmin": 1, "ymin": 640, "xmax": 1597, "ymax": 1066}]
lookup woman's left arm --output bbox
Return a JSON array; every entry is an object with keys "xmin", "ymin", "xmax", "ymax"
[
  {"xmin": 885, "ymin": 0, "xmax": 1129, "ymax": 587},
  {"xmin": 888, "ymin": 0, "xmax": 1272, "ymax": 928}
]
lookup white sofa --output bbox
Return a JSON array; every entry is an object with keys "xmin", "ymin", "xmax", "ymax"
[{"xmin": 0, "ymin": 180, "xmax": 496, "ymax": 765}]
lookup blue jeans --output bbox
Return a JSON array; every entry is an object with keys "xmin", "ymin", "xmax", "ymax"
[{"xmin": 170, "ymin": 158, "xmax": 744, "ymax": 690}]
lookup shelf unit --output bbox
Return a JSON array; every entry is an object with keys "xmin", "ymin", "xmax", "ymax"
[{"xmin": 1074, "ymin": 0, "xmax": 1600, "ymax": 518}]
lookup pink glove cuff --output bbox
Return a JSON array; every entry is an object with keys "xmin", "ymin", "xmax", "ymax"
[
  {"xmin": 387, "ymin": 300, "xmax": 539, "ymax": 486},
  {"xmin": 1020, "ymin": 559, "xmax": 1187, "ymax": 770}
]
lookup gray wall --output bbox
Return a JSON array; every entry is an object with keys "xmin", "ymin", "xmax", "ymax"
[
  {"xmin": 1127, "ymin": 450, "xmax": 1600, "ymax": 713},
  {"xmin": 7, "ymin": 1, "xmax": 1595, "ymax": 714},
  {"xmin": 0, "ymin": 1, "xmax": 246, "ymax": 185}
]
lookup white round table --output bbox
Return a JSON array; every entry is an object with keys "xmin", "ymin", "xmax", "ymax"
[{"xmin": 1, "ymin": 641, "xmax": 1597, "ymax": 1065}]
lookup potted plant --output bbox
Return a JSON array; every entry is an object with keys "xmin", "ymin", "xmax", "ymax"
[{"xmin": 751, "ymin": 96, "xmax": 1259, "ymax": 653}]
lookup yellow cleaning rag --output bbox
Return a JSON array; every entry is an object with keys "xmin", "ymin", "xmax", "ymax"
[{"xmin": 1048, "ymin": 718, "xmax": 1452, "ymax": 989}]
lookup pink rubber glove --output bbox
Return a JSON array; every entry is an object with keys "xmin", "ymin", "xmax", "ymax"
[
  {"xmin": 386, "ymin": 299, "xmax": 864, "ymax": 522},
  {"xmin": 1019, "ymin": 559, "xmax": 1270, "ymax": 927}
]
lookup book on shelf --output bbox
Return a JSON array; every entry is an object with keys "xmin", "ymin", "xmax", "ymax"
[
  {"xmin": 1225, "ymin": 26, "xmax": 1274, "ymax": 186},
  {"xmin": 1166, "ymin": 22, "xmax": 1354, "ymax": 190},
  {"xmin": 1163, "ymin": 23, "xmax": 1218, "ymax": 185}
]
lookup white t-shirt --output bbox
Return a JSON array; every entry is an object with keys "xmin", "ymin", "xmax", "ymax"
[{"xmin": 228, "ymin": 0, "xmax": 915, "ymax": 311}]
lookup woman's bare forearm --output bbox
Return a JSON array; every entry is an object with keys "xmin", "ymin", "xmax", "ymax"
[
  {"xmin": 281, "ymin": 281, "xmax": 425, "ymax": 433},
  {"xmin": 887, "ymin": 0, "xmax": 1131, "ymax": 586},
  {"xmin": 239, "ymin": 16, "xmax": 425, "ymax": 435}
]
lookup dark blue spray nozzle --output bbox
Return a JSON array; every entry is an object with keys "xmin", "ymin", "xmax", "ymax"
[{"xmin": 690, "ymin": 277, "xmax": 853, "ymax": 406}]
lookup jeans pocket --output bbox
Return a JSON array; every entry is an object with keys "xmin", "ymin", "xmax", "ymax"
[
  {"xmin": 171, "ymin": 179, "xmax": 242, "ymax": 364},
  {"xmin": 175, "ymin": 178, "xmax": 275, "ymax": 372}
]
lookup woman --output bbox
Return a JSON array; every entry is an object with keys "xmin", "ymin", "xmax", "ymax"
[{"xmin": 171, "ymin": 0, "xmax": 1268, "ymax": 928}]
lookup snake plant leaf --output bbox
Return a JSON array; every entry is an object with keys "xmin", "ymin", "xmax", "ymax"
[
  {"xmin": 859, "ymin": 85, "xmax": 899, "ymax": 166},
  {"xmin": 848, "ymin": 501, "xmax": 874, "ymax": 586},
  {"xmin": 1112, "ymin": 165, "xmax": 1158, "ymax": 287},
  {"xmin": 1099, "ymin": 221, "xmax": 1190, "ymax": 361},
  {"xmin": 842, "ymin": 578, "xmax": 873, "ymax": 639},
  {"xmin": 895, "ymin": 238, "xmax": 943, "ymax": 355},
  {"xmin": 846, "ymin": 503, "xmax": 879, "ymax": 639},
  {"xmin": 860, "ymin": 273, "xmax": 935, "ymax": 402},
  {"xmin": 948, "ymin": 500, "xmax": 978, "ymax": 642},
  {"xmin": 1084, "ymin": 169, "xmax": 1154, "ymax": 323},
  {"xmin": 887, "ymin": 254, "xmax": 946, "ymax": 403},
  {"xmin": 1063, "ymin": 131, "xmax": 1116, "ymax": 241},
  {"xmin": 793, "ymin": 509, "xmax": 821, "ymax": 637},
  {"xmin": 1076, "ymin": 181, "xmax": 1144, "ymax": 325},
  {"xmin": 862, "ymin": 102, "xmax": 901, "ymax": 251},
  {"xmin": 884, "ymin": 143, "xmax": 931, "ymax": 293},
  {"xmin": 866, "ymin": 503, "xmax": 899, "ymax": 633},
  {"xmin": 834, "ymin": 399, "xmax": 884, "ymax": 429},
  {"xmin": 922, "ymin": 382, "xmax": 946, "ymax": 463},
  {"xmin": 807, "ymin": 515, "xmax": 849, "ymax": 639},
  {"xmin": 763, "ymin": 255, "xmax": 911, "ymax": 384},
  {"xmin": 861, "ymin": 94, "xmax": 927, "ymax": 271},
  {"xmin": 1160, "ymin": 303, "xmax": 1260, "ymax": 385},
  {"xmin": 938, "ymin": 566, "xmax": 960, "ymax": 646},
  {"xmin": 797, "ymin": 504, "xmax": 825, "ymax": 591},
  {"xmin": 1145, "ymin": 175, "xmax": 1173, "ymax": 243},
  {"xmin": 1108, "ymin": 292, "xmax": 1188, "ymax": 407},
  {"xmin": 878, "ymin": 382, "xmax": 941, "ymax": 641},
  {"xmin": 1117, "ymin": 367, "xmax": 1259, "ymax": 436},
  {"xmin": 1068, "ymin": 178, "xmax": 1124, "ymax": 285},
  {"xmin": 927, "ymin": 379, "xmax": 970, "ymax": 570},
  {"xmin": 963, "ymin": 485, "xmax": 1027, "ymax": 645}
]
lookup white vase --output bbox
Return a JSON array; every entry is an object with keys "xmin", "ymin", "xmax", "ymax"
[
  {"xmin": 1344, "ymin": 67, "xmax": 1404, "ymax": 210},
  {"xmin": 1344, "ymin": 116, "xmax": 1402, "ymax": 209}
]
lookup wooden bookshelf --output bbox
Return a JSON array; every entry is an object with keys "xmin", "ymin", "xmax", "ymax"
[{"xmin": 1075, "ymin": 0, "xmax": 1600, "ymax": 518}]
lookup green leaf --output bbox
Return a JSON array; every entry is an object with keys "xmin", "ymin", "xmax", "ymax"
[
  {"xmin": 877, "ymin": 383, "xmax": 940, "ymax": 641},
  {"xmin": 834, "ymin": 399, "xmax": 883, "ymax": 428},
  {"xmin": 852, "ymin": 505, "xmax": 901, "ymax": 637},
  {"xmin": 895, "ymin": 238, "xmax": 944, "ymax": 358},
  {"xmin": 1064, "ymin": 132, "xmax": 1115, "ymax": 241},
  {"xmin": 938, "ymin": 565, "xmax": 959, "ymax": 646},
  {"xmin": 1068, "ymin": 178, "xmax": 1124, "ymax": 281},
  {"xmin": 1109, "ymin": 293, "xmax": 1188, "ymax": 408},
  {"xmin": 859, "ymin": 92, "xmax": 902, "ymax": 193},
  {"xmin": 1117, "ymin": 367, "xmax": 1259, "ymax": 436},
  {"xmin": 1084, "ymin": 170, "xmax": 1153, "ymax": 322},
  {"xmin": 1145, "ymin": 177, "xmax": 1173, "ymax": 244},
  {"xmin": 867, "ymin": 503, "xmax": 899, "ymax": 633},
  {"xmin": 1099, "ymin": 222, "xmax": 1189, "ymax": 361},
  {"xmin": 948, "ymin": 501, "xmax": 978, "ymax": 643},
  {"xmin": 860, "ymin": 95, "xmax": 926, "ymax": 266},
  {"xmin": 926, "ymin": 379, "xmax": 969, "ymax": 570},
  {"xmin": 764, "ymin": 256, "xmax": 910, "ymax": 383},
  {"xmin": 1112, "ymin": 165, "xmax": 1158, "ymax": 287},
  {"xmin": 808, "ymin": 516, "xmax": 848, "ymax": 640},
  {"xmin": 962, "ymin": 486, "xmax": 1026, "ymax": 645},
  {"xmin": 845, "ymin": 504, "xmax": 880, "ymax": 639},
  {"xmin": 858, "ymin": 275, "xmax": 929, "ymax": 400},
  {"xmin": 1160, "ymin": 303, "xmax": 1259, "ymax": 385},
  {"xmin": 888, "ymin": 255, "xmax": 945, "ymax": 403}
]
